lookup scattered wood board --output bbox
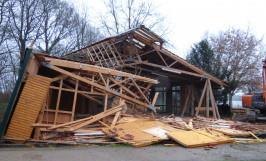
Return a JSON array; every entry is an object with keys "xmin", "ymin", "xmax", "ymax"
[
  {"xmin": 102, "ymin": 119, "xmax": 177, "ymax": 147},
  {"xmin": 211, "ymin": 128, "xmax": 251, "ymax": 137},
  {"xmin": 167, "ymin": 129, "xmax": 234, "ymax": 148}
]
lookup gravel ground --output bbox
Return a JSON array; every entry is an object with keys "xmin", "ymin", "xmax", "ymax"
[{"xmin": 0, "ymin": 143, "xmax": 266, "ymax": 161}]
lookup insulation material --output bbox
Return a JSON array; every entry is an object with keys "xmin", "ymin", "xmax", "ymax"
[{"xmin": 143, "ymin": 127, "xmax": 168, "ymax": 139}]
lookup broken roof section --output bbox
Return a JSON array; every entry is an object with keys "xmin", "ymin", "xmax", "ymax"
[
  {"xmin": 0, "ymin": 50, "xmax": 159, "ymax": 138},
  {"xmin": 64, "ymin": 25, "xmax": 224, "ymax": 87}
]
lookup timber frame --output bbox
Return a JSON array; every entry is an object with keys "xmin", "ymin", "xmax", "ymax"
[
  {"xmin": 65, "ymin": 25, "xmax": 225, "ymax": 117},
  {"xmin": 1, "ymin": 51, "xmax": 160, "ymax": 139}
]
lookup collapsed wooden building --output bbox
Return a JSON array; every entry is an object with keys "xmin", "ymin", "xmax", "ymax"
[
  {"xmin": 0, "ymin": 26, "xmax": 228, "ymax": 145},
  {"xmin": 65, "ymin": 25, "xmax": 225, "ymax": 117}
]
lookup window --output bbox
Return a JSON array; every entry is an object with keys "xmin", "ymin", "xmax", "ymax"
[
  {"xmin": 154, "ymin": 87, "xmax": 167, "ymax": 113},
  {"xmin": 172, "ymin": 86, "xmax": 181, "ymax": 114}
]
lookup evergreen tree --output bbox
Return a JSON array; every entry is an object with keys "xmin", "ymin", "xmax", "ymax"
[
  {"xmin": 187, "ymin": 39, "xmax": 228, "ymax": 105},
  {"xmin": 187, "ymin": 39, "xmax": 217, "ymax": 76}
]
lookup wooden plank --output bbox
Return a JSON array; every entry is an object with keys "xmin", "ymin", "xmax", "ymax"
[
  {"xmin": 181, "ymin": 87, "xmax": 191, "ymax": 117},
  {"xmin": 208, "ymin": 79, "xmax": 220, "ymax": 119},
  {"xmin": 111, "ymin": 111, "xmax": 121, "ymax": 128},
  {"xmin": 5, "ymin": 75, "xmax": 51, "ymax": 139},
  {"xmin": 206, "ymin": 82, "xmax": 210, "ymax": 117},
  {"xmin": 41, "ymin": 55, "xmax": 158, "ymax": 84},
  {"xmin": 67, "ymin": 105, "xmax": 124, "ymax": 131},
  {"xmin": 131, "ymin": 78, "xmax": 150, "ymax": 104},
  {"xmin": 48, "ymin": 102, "xmax": 125, "ymax": 130},
  {"xmin": 195, "ymin": 80, "xmax": 208, "ymax": 116},
  {"xmin": 71, "ymin": 80, "xmax": 79, "ymax": 121},
  {"xmin": 54, "ymin": 79, "xmax": 63, "ymax": 124},
  {"xmin": 167, "ymin": 129, "xmax": 234, "ymax": 148},
  {"xmin": 103, "ymin": 120, "xmax": 177, "ymax": 147},
  {"xmin": 152, "ymin": 92, "xmax": 159, "ymax": 105}
]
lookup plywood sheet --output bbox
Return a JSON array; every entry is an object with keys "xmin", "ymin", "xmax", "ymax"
[
  {"xmin": 103, "ymin": 119, "xmax": 177, "ymax": 147},
  {"xmin": 167, "ymin": 129, "xmax": 234, "ymax": 148},
  {"xmin": 211, "ymin": 128, "xmax": 250, "ymax": 137},
  {"xmin": 6, "ymin": 75, "xmax": 51, "ymax": 139}
]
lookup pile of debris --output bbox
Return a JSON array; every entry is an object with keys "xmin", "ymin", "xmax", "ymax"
[{"xmin": 5, "ymin": 101, "xmax": 266, "ymax": 147}]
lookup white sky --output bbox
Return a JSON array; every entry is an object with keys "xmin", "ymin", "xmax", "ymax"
[{"xmin": 69, "ymin": 0, "xmax": 266, "ymax": 58}]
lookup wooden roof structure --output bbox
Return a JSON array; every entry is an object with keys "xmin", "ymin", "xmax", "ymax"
[
  {"xmin": 0, "ymin": 49, "xmax": 160, "ymax": 138},
  {"xmin": 64, "ymin": 25, "xmax": 224, "ymax": 87}
]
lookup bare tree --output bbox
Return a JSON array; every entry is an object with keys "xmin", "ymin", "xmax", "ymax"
[
  {"xmin": 36, "ymin": 0, "xmax": 74, "ymax": 54},
  {"xmin": 0, "ymin": 0, "xmax": 101, "ymax": 95},
  {"xmin": 209, "ymin": 28, "xmax": 264, "ymax": 107},
  {"xmin": 0, "ymin": 0, "xmax": 8, "ymax": 46},
  {"xmin": 7, "ymin": 0, "xmax": 43, "ymax": 63},
  {"xmin": 101, "ymin": 0, "xmax": 165, "ymax": 36},
  {"xmin": 36, "ymin": 0, "xmax": 101, "ymax": 56},
  {"xmin": 71, "ymin": 13, "xmax": 102, "ymax": 50}
]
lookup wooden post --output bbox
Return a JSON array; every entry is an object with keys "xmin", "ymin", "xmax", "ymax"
[
  {"xmin": 104, "ymin": 78, "xmax": 109, "ymax": 111},
  {"xmin": 195, "ymin": 80, "xmax": 207, "ymax": 116},
  {"xmin": 54, "ymin": 79, "xmax": 63, "ymax": 124},
  {"xmin": 91, "ymin": 75, "xmax": 94, "ymax": 92},
  {"xmin": 71, "ymin": 80, "xmax": 79, "ymax": 121},
  {"xmin": 208, "ymin": 79, "xmax": 220, "ymax": 119},
  {"xmin": 206, "ymin": 82, "xmax": 210, "ymax": 117},
  {"xmin": 195, "ymin": 79, "xmax": 221, "ymax": 119},
  {"xmin": 152, "ymin": 92, "xmax": 159, "ymax": 105},
  {"xmin": 181, "ymin": 86, "xmax": 191, "ymax": 117},
  {"xmin": 190, "ymin": 86, "xmax": 195, "ymax": 116}
]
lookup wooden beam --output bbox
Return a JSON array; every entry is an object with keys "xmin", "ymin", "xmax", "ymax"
[
  {"xmin": 48, "ymin": 103, "xmax": 125, "ymax": 130},
  {"xmin": 152, "ymin": 92, "xmax": 159, "ymax": 105},
  {"xmin": 208, "ymin": 79, "xmax": 220, "ymax": 119},
  {"xmin": 54, "ymin": 79, "xmax": 63, "ymax": 124},
  {"xmin": 206, "ymin": 81, "xmax": 210, "ymax": 117},
  {"xmin": 195, "ymin": 80, "xmax": 208, "ymax": 116},
  {"xmin": 42, "ymin": 63, "xmax": 155, "ymax": 111},
  {"xmin": 71, "ymin": 80, "xmax": 79, "ymax": 121},
  {"xmin": 152, "ymin": 44, "xmax": 225, "ymax": 86},
  {"xmin": 142, "ymin": 61, "xmax": 205, "ymax": 78},
  {"xmin": 111, "ymin": 111, "xmax": 121, "ymax": 128},
  {"xmin": 181, "ymin": 87, "xmax": 191, "ymax": 117},
  {"xmin": 49, "ymin": 86, "xmax": 104, "ymax": 96},
  {"xmin": 155, "ymin": 50, "xmax": 168, "ymax": 66},
  {"xmin": 41, "ymin": 55, "xmax": 158, "ymax": 84},
  {"xmin": 131, "ymin": 78, "xmax": 150, "ymax": 104},
  {"xmin": 109, "ymin": 77, "xmax": 140, "ymax": 99}
]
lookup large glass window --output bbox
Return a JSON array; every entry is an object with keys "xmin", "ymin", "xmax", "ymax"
[
  {"xmin": 154, "ymin": 87, "xmax": 167, "ymax": 112},
  {"xmin": 172, "ymin": 86, "xmax": 181, "ymax": 114}
]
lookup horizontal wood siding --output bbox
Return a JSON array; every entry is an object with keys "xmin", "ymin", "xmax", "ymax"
[{"xmin": 6, "ymin": 75, "xmax": 51, "ymax": 139}]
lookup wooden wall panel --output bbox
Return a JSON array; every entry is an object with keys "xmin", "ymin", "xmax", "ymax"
[{"xmin": 5, "ymin": 75, "xmax": 51, "ymax": 139}]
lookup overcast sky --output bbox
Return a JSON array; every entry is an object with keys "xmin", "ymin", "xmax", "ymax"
[{"xmin": 69, "ymin": 0, "xmax": 266, "ymax": 58}]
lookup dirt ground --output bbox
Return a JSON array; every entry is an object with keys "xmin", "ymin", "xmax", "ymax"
[{"xmin": 0, "ymin": 143, "xmax": 266, "ymax": 161}]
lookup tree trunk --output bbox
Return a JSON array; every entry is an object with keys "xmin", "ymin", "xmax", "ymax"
[{"xmin": 228, "ymin": 93, "xmax": 233, "ymax": 114}]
